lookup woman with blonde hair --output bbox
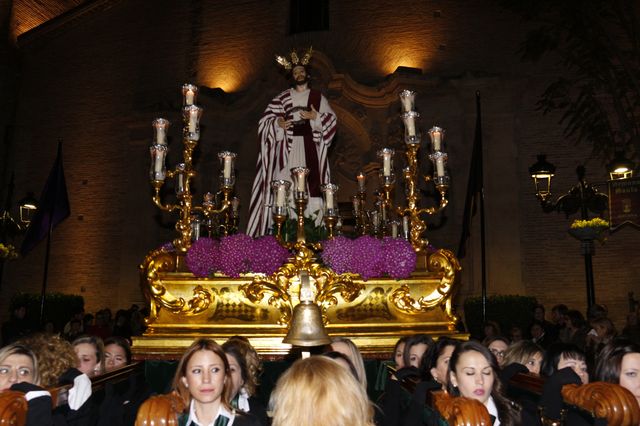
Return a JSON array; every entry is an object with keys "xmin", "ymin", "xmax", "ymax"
[
  {"xmin": 270, "ymin": 356, "xmax": 375, "ymax": 426},
  {"xmin": 330, "ymin": 336, "xmax": 368, "ymax": 391},
  {"xmin": 72, "ymin": 335, "xmax": 105, "ymax": 377},
  {"xmin": 502, "ymin": 340, "xmax": 544, "ymax": 375},
  {"xmin": 0, "ymin": 343, "xmax": 39, "ymax": 391},
  {"xmin": 172, "ymin": 338, "xmax": 260, "ymax": 426}
]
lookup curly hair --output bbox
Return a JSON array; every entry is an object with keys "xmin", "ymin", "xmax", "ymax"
[
  {"xmin": 270, "ymin": 356, "xmax": 375, "ymax": 426},
  {"xmin": 18, "ymin": 333, "xmax": 77, "ymax": 388},
  {"xmin": 222, "ymin": 337, "xmax": 262, "ymax": 396}
]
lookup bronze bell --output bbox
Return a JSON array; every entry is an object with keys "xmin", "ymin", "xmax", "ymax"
[{"xmin": 283, "ymin": 300, "xmax": 331, "ymax": 347}]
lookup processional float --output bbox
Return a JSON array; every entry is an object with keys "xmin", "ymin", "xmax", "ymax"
[{"xmin": 134, "ymin": 85, "xmax": 464, "ymax": 359}]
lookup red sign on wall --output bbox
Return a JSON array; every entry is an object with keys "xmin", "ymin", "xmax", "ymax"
[{"xmin": 608, "ymin": 177, "xmax": 640, "ymax": 230}]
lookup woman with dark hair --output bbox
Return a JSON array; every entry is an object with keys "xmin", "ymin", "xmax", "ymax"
[
  {"xmin": 541, "ymin": 343, "xmax": 588, "ymax": 383},
  {"xmin": 447, "ymin": 340, "xmax": 522, "ymax": 425},
  {"xmin": 595, "ymin": 339, "xmax": 640, "ymax": 406},
  {"xmin": 222, "ymin": 338, "xmax": 268, "ymax": 425},
  {"xmin": 393, "ymin": 336, "xmax": 409, "ymax": 369},
  {"xmin": 403, "ymin": 334, "xmax": 433, "ymax": 369},
  {"xmin": 103, "ymin": 336, "xmax": 131, "ymax": 372},
  {"xmin": 172, "ymin": 338, "xmax": 260, "ymax": 426},
  {"xmin": 422, "ymin": 337, "xmax": 459, "ymax": 389},
  {"xmin": 483, "ymin": 336, "xmax": 510, "ymax": 367}
]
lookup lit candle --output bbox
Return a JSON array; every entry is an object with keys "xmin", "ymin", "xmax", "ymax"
[
  {"xmin": 357, "ymin": 172, "xmax": 366, "ymax": 192},
  {"xmin": 223, "ymin": 155, "xmax": 232, "ymax": 179},
  {"xmin": 189, "ymin": 109, "xmax": 198, "ymax": 133},
  {"xmin": 182, "ymin": 84, "xmax": 198, "ymax": 106},
  {"xmin": 185, "ymin": 89, "xmax": 195, "ymax": 106},
  {"xmin": 436, "ymin": 157, "xmax": 445, "ymax": 177},
  {"xmin": 153, "ymin": 118, "xmax": 168, "ymax": 146},
  {"xmin": 430, "ymin": 127, "xmax": 443, "ymax": 151}
]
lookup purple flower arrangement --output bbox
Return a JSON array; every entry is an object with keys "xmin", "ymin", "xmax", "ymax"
[
  {"xmin": 185, "ymin": 234, "xmax": 290, "ymax": 278},
  {"xmin": 321, "ymin": 236, "xmax": 416, "ymax": 280}
]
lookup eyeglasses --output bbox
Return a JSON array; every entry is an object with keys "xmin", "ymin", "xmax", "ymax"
[{"xmin": 490, "ymin": 349, "xmax": 505, "ymax": 358}]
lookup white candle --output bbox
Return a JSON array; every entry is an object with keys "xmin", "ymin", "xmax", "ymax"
[
  {"xmin": 153, "ymin": 151, "xmax": 163, "ymax": 173},
  {"xmin": 325, "ymin": 190, "xmax": 334, "ymax": 209},
  {"xmin": 406, "ymin": 116, "xmax": 416, "ymax": 137},
  {"xmin": 372, "ymin": 212, "xmax": 380, "ymax": 228},
  {"xmin": 352, "ymin": 197, "xmax": 360, "ymax": 213},
  {"xmin": 403, "ymin": 216, "xmax": 409, "ymax": 236},
  {"xmin": 223, "ymin": 156, "xmax": 232, "ymax": 179},
  {"xmin": 392, "ymin": 222, "xmax": 398, "ymax": 237},
  {"xmin": 383, "ymin": 154, "xmax": 391, "ymax": 177},
  {"xmin": 189, "ymin": 109, "xmax": 198, "ymax": 133},
  {"xmin": 155, "ymin": 126, "xmax": 166, "ymax": 145},
  {"xmin": 276, "ymin": 186, "xmax": 286, "ymax": 207},
  {"xmin": 296, "ymin": 172, "xmax": 306, "ymax": 192},
  {"xmin": 433, "ymin": 131, "xmax": 442, "ymax": 151},
  {"xmin": 185, "ymin": 89, "xmax": 195, "ymax": 106},
  {"xmin": 436, "ymin": 157, "xmax": 445, "ymax": 177},
  {"xmin": 382, "ymin": 207, "xmax": 387, "ymax": 221},
  {"xmin": 402, "ymin": 98, "xmax": 412, "ymax": 113},
  {"xmin": 357, "ymin": 173, "xmax": 366, "ymax": 191}
]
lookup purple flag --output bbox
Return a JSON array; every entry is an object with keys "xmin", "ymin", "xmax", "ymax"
[{"xmin": 21, "ymin": 142, "xmax": 70, "ymax": 255}]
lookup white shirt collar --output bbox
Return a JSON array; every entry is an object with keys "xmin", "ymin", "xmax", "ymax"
[
  {"xmin": 485, "ymin": 395, "xmax": 500, "ymax": 426},
  {"xmin": 186, "ymin": 400, "xmax": 236, "ymax": 426}
]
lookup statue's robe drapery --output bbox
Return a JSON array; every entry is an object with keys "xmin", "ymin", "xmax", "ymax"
[{"xmin": 247, "ymin": 88, "xmax": 337, "ymax": 237}]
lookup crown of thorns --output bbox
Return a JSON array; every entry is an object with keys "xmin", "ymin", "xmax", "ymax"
[{"xmin": 275, "ymin": 47, "xmax": 313, "ymax": 70}]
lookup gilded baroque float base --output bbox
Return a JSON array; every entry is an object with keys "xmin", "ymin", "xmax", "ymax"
[{"xmin": 133, "ymin": 246, "xmax": 465, "ymax": 359}]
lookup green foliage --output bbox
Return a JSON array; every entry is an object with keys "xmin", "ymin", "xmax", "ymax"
[
  {"xmin": 499, "ymin": 0, "xmax": 640, "ymax": 161},
  {"xmin": 10, "ymin": 292, "xmax": 84, "ymax": 331},
  {"xmin": 463, "ymin": 295, "xmax": 538, "ymax": 340},
  {"xmin": 274, "ymin": 216, "xmax": 328, "ymax": 243}
]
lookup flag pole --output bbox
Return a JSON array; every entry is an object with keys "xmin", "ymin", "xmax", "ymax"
[
  {"xmin": 476, "ymin": 91, "xmax": 487, "ymax": 323},
  {"xmin": 40, "ymin": 223, "xmax": 53, "ymax": 324}
]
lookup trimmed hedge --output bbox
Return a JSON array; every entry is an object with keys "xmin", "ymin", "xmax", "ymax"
[
  {"xmin": 463, "ymin": 295, "xmax": 538, "ymax": 341},
  {"xmin": 9, "ymin": 292, "xmax": 84, "ymax": 332}
]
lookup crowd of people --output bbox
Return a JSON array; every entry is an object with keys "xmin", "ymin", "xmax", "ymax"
[{"xmin": 0, "ymin": 301, "xmax": 639, "ymax": 425}]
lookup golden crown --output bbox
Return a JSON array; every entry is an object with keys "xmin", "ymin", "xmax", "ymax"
[{"xmin": 275, "ymin": 47, "xmax": 313, "ymax": 71}]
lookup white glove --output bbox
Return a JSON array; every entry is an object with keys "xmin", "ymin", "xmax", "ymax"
[{"xmin": 67, "ymin": 373, "xmax": 92, "ymax": 410}]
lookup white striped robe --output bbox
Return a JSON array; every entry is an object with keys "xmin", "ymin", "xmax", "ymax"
[{"xmin": 247, "ymin": 88, "xmax": 337, "ymax": 237}]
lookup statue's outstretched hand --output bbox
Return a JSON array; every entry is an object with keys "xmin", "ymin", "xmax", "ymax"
[{"xmin": 300, "ymin": 105, "xmax": 318, "ymax": 121}]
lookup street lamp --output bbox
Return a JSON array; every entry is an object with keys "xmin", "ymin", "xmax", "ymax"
[
  {"xmin": 607, "ymin": 151, "xmax": 635, "ymax": 180},
  {"xmin": 529, "ymin": 155, "xmax": 609, "ymax": 308}
]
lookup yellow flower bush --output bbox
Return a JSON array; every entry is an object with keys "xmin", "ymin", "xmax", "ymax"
[
  {"xmin": 0, "ymin": 243, "xmax": 19, "ymax": 260},
  {"xmin": 570, "ymin": 217, "xmax": 609, "ymax": 229}
]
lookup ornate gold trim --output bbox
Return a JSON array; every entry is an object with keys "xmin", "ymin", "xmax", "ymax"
[
  {"xmin": 140, "ymin": 249, "xmax": 215, "ymax": 324},
  {"xmin": 390, "ymin": 248, "xmax": 460, "ymax": 317}
]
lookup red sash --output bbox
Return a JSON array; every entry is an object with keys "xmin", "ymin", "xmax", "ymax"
[{"xmin": 291, "ymin": 89, "xmax": 322, "ymax": 197}]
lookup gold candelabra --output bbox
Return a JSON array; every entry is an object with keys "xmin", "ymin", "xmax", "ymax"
[
  {"xmin": 350, "ymin": 90, "xmax": 450, "ymax": 252},
  {"xmin": 148, "ymin": 84, "xmax": 238, "ymax": 255}
]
